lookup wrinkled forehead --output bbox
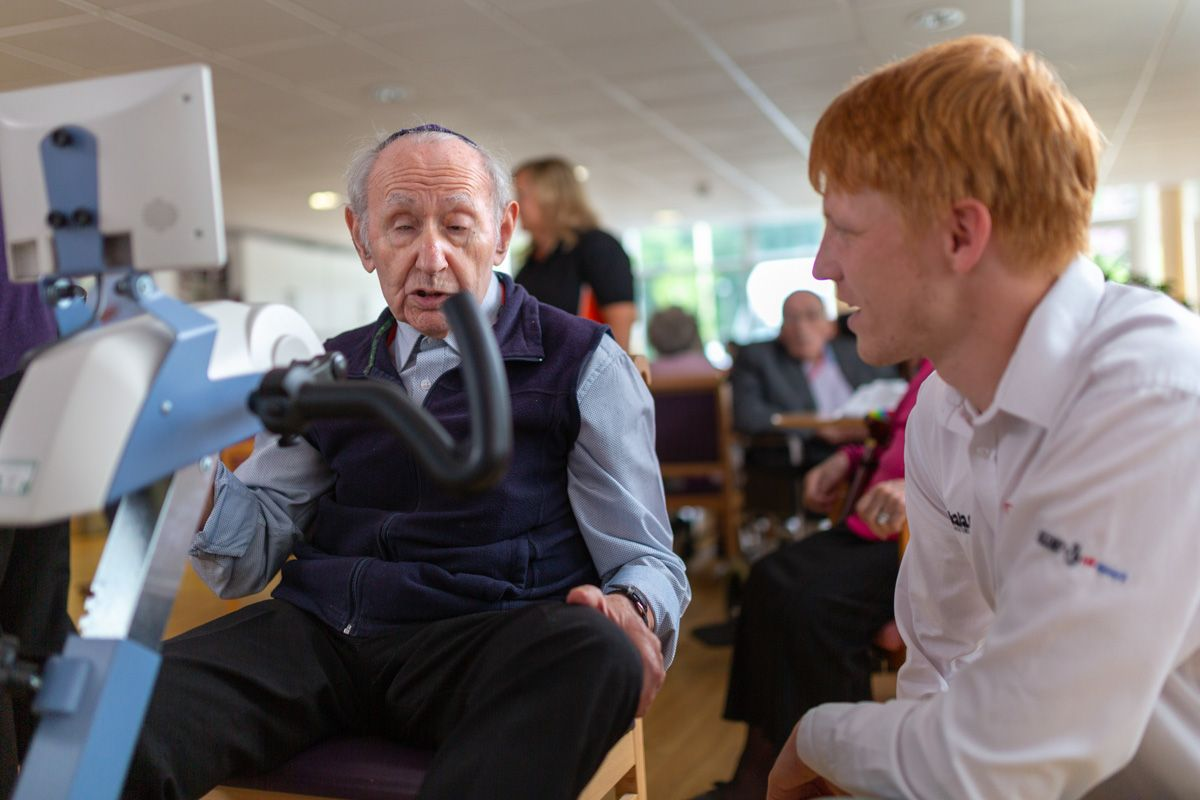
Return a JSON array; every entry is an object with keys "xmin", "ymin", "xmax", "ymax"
[{"xmin": 368, "ymin": 137, "xmax": 493, "ymax": 212}]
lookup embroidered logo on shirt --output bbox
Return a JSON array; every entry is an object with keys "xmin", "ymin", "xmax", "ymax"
[
  {"xmin": 1036, "ymin": 530, "xmax": 1128, "ymax": 583},
  {"xmin": 947, "ymin": 511, "xmax": 971, "ymax": 534}
]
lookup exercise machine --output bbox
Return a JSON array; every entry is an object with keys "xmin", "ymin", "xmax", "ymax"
[{"xmin": 0, "ymin": 65, "xmax": 511, "ymax": 800}]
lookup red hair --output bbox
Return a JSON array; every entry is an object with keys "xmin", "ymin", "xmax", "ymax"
[{"xmin": 809, "ymin": 35, "xmax": 1101, "ymax": 273}]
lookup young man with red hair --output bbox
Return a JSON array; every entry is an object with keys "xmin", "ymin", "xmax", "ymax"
[{"xmin": 769, "ymin": 35, "xmax": 1200, "ymax": 799}]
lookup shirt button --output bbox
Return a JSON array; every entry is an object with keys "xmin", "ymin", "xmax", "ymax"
[{"xmin": 420, "ymin": 379, "xmax": 432, "ymax": 390}]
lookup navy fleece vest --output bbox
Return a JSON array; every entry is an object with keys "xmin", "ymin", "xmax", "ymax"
[{"xmin": 273, "ymin": 275, "xmax": 607, "ymax": 635}]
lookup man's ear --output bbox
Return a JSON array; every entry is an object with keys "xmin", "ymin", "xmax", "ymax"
[
  {"xmin": 945, "ymin": 198, "xmax": 991, "ymax": 276},
  {"xmin": 493, "ymin": 201, "xmax": 519, "ymax": 266},
  {"xmin": 345, "ymin": 206, "xmax": 375, "ymax": 273}
]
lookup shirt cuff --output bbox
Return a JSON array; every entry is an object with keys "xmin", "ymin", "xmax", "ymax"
[
  {"xmin": 191, "ymin": 461, "xmax": 253, "ymax": 558},
  {"xmin": 603, "ymin": 561, "xmax": 683, "ymax": 667},
  {"xmin": 797, "ymin": 700, "xmax": 910, "ymax": 798}
]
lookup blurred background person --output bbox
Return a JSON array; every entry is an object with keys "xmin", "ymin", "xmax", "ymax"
[
  {"xmin": 0, "ymin": 255, "xmax": 73, "ymax": 799},
  {"xmin": 730, "ymin": 290, "xmax": 895, "ymax": 525},
  {"xmin": 647, "ymin": 306, "xmax": 720, "ymax": 381},
  {"xmin": 513, "ymin": 157, "xmax": 637, "ymax": 352},
  {"xmin": 699, "ymin": 358, "xmax": 932, "ymax": 800}
]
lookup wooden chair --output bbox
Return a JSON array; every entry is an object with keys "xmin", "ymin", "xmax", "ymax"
[
  {"xmin": 208, "ymin": 718, "xmax": 646, "ymax": 800},
  {"xmin": 649, "ymin": 373, "xmax": 742, "ymax": 562}
]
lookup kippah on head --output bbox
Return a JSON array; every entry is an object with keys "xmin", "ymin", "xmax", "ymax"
[{"xmin": 377, "ymin": 123, "xmax": 479, "ymax": 152}]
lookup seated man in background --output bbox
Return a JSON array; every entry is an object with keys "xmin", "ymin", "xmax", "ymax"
[
  {"xmin": 647, "ymin": 305, "xmax": 721, "ymax": 381},
  {"xmin": 701, "ymin": 359, "xmax": 931, "ymax": 800},
  {"xmin": 123, "ymin": 124, "xmax": 690, "ymax": 800},
  {"xmin": 731, "ymin": 290, "xmax": 895, "ymax": 519},
  {"xmin": 770, "ymin": 35, "xmax": 1200, "ymax": 800}
]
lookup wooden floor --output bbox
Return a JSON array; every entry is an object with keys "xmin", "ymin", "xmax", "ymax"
[{"xmin": 68, "ymin": 523, "xmax": 745, "ymax": 800}]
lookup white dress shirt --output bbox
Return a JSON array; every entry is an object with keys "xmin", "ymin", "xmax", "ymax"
[
  {"xmin": 796, "ymin": 256, "xmax": 1200, "ymax": 798},
  {"xmin": 192, "ymin": 273, "xmax": 690, "ymax": 664}
]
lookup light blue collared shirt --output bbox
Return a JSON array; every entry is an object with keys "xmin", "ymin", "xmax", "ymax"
[{"xmin": 193, "ymin": 273, "xmax": 690, "ymax": 664}]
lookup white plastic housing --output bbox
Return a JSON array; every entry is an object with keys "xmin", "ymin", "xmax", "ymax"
[
  {"xmin": 0, "ymin": 65, "xmax": 225, "ymax": 281},
  {"xmin": 0, "ymin": 301, "xmax": 322, "ymax": 524}
]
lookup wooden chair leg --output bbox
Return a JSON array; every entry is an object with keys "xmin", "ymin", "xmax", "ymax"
[
  {"xmin": 612, "ymin": 718, "xmax": 646, "ymax": 799},
  {"xmin": 580, "ymin": 718, "xmax": 646, "ymax": 800}
]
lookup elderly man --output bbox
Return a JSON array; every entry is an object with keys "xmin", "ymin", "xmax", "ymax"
[
  {"xmin": 732, "ymin": 290, "xmax": 886, "ymax": 435},
  {"xmin": 731, "ymin": 290, "xmax": 893, "ymax": 519},
  {"xmin": 122, "ymin": 125, "xmax": 689, "ymax": 800},
  {"xmin": 769, "ymin": 36, "xmax": 1200, "ymax": 800}
]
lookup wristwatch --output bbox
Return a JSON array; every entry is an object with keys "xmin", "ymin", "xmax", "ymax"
[{"xmin": 606, "ymin": 585, "xmax": 652, "ymax": 630}]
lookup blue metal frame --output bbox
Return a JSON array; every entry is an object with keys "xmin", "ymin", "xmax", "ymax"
[
  {"xmin": 39, "ymin": 125, "xmax": 103, "ymax": 278},
  {"xmin": 106, "ymin": 280, "xmax": 262, "ymax": 501},
  {"xmin": 12, "ymin": 124, "xmax": 266, "ymax": 800},
  {"xmin": 14, "ymin": 637, "xmax": 159, "ymax": 800}
]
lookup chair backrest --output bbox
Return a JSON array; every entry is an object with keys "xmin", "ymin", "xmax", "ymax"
[
  {"xmin": 650, "ymin": 373, "xmax": 732, "ymax": 478},
  {"xmin": 649, "ymin": 374, "xmax": 742, "ymax": 560}
]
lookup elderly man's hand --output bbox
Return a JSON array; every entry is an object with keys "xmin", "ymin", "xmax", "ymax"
[
  {"xmin": 566, "ymin": 584, "xmax": 665, "ymax": 717},
  {"xmin": 767, "ymin": 723, "xmax": 836, "ymax": 799}
]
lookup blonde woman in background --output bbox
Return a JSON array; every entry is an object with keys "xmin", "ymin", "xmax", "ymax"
[{"xmin": 513, "ymin": 157, "xmax": 637, "ymax": 352}]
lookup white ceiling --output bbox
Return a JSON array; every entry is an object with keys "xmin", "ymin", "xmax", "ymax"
[{"xmin": 0, "ymin": 0, "xmax": 1196, "ymax": 247}]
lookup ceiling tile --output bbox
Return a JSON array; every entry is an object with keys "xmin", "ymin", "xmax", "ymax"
[
  {"xmin": 0, "ymin": 0, "xmax": 82, "ymax": 29},
  {"xmin": 507, "ymin": 0, "xmax": 677, "ymax": 48},
  {"xmin": 705, "ymin": 5, "xmax": 857, "ymax": 59},
  {"xmin": 0, "ymin": 48, "xmax": 79, "ymax": 88},
  {"xmin": 285, "ymin": 0, "xmax": 466, "ymax": 31},
  {"xmin": 237, "ymin": 38, "xmax": 399, "ymax": 87},
  {"xmin": 3, "ymin": 18, "xmax": 186, "ymax": 70},
  {"xmin": 128, "ymin": 0, "xmax": 325, "ymax": 52}
]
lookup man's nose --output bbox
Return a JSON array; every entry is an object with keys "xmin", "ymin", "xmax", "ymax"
[
  {"xmin": 414, "ymin": 226, "xmax": 448, "ymax": 273},
  {"xmin": 812, "ymin": 240, "xmax": 837, "ymax": 281}
]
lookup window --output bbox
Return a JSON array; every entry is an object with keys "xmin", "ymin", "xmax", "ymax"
[{"xmin": 630, "ymin": 217, "xmax": 829, "ymax": 364}]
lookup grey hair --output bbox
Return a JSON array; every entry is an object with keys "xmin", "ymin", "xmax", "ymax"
[{"xmin": 344, "ymin": 127, "xmax": 513, "ymax": 254}]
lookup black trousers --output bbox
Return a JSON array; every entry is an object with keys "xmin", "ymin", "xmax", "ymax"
[
  {"xmin": 0, "ymin": 370, "xmax": 73, "ymax": 800},
  {"xmin": 723, "ymin": 526, "xmax": 900, "ymax": 746},
  {"xmin": 123, "ymin": 598, "xmax": 642, "ymax": 800}
]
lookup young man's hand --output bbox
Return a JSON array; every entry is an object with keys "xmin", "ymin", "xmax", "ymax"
[{"xmin": 767, "ymin": 723, "xmax": 837, "ymax": 799}]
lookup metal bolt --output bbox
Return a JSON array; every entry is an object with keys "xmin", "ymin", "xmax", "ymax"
[
  {"xmin": 46, "ymin": 211, "xmax": 68, "ymax": 229},
  {"xmin": 135, "ymin": 275, "xmax": 155, "ymax": 297},
  {"xmin": 49, "ymin": 128, "xmax": 73, "ymax": 148},
  {"xmin": 71, "ymin": 208, "xmax": 95, "ymax": 227},
  {"xmin": 160, "ymin": 400, "xmax": 173, "ymax": 415}
]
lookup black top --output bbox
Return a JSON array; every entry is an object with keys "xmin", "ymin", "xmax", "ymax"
[{"xmin": 515, "ymin": 228, "xmax": 634, "ymax": 314}]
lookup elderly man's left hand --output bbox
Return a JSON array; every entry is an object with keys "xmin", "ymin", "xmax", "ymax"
[{"xmin": 566, "ymin": 584, "xmax": 665, "ymax": 717}]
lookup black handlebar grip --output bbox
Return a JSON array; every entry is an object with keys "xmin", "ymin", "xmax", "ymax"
[{"xmin": 249, "ymin": 293, "xmax": 512, "ymax": 493}]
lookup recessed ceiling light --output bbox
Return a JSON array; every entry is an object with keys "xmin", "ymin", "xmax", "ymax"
[
  {"xmin": 370, "ymin": 84, "xmax": 411, "ymax": 104},
  {"xmin": 573, "ymin": 164, "xmax": 590, "ymax": 182},
  {"xmin": 653, "ymin": 209, "xmax": 684, "ymax": 225},
  {"xmin": 909, "ymin": 7, "xmax": 966, "ymax": 32},
  {"xmin": 308, "ymin": 191, "xmax": 345, "ymax": 211}
]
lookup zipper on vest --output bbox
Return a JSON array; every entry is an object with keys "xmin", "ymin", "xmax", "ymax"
[{"xmin": 342, "ymin": 558, "xmax": 368, "ymax": 635}]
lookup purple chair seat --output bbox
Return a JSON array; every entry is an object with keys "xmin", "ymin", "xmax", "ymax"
[{"xmin": 226, "ymin": 737, "xmax": 433, "ymax": 800}]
